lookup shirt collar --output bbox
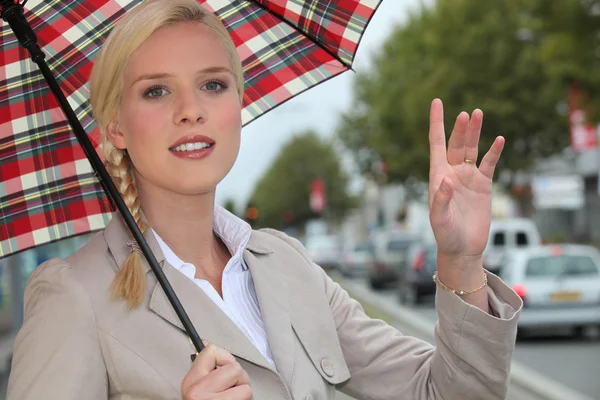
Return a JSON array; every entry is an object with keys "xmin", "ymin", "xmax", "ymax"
[{"xmin": 152, "ymin": 205, "xmax": 252, "ymax": 276}]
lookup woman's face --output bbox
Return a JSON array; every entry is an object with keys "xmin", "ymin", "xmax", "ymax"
[{"xmin": 110, "ymin": 22, "xmax": 242, "ymax": 197}]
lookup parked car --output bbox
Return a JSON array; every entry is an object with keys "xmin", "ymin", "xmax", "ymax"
[
  {"xmin": 397, "ymin": 242, "xmax": 437, "ymax": 305},
  {"xmin": 340, "ymin": 242, "xmax": 374, "ymax": 278},
  {"xmin": 483, "ymin": 218, "xmax": 542, "ymax": 275},
  {"xmin": 305, "ymin": 234, "xmax": 342, "ymax": 270},
  {"xmin": 499, "ymin": 244, "xmax": 600, "ymax": 337},
  {"xmin": 368, "ymin": 232, "xmax": 417, "ymax": 290}
]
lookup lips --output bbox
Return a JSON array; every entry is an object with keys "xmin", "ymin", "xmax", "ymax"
[
  {"xmin": 168, "ymin": 134, "xmax": 216, "ymax": 160},
  {"xmin": 169, "ymin": 135, "xmax": 215, "ymax": 150}
]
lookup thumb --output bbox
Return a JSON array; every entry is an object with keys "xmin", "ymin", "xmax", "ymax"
[{"xmin": 430, "ymin": 177, "xmax": 453, "ymax": 227}]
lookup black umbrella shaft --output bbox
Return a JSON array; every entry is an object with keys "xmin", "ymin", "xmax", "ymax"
[{"xmin": 1, "ymin": 1, "xmax": 204, "ymax": 356}]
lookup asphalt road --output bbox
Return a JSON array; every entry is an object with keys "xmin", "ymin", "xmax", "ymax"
[{"xmin": 342, "ymin": 277, "xmax": 600, "ymax": 400}]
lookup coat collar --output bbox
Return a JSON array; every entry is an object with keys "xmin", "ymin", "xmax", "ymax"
[{"xmin": 103, "ymin": 212, "xmax": 273, "ymax": 274}]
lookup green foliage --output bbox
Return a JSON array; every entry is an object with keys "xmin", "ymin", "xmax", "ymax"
[
  {"xmin": 222, "ymin": 198, "xmax": 237, "ymax": 216},
  {"xmin": 338, "ymin": 0, "xmax": 599, "ymax": 185},
  {"xmin": 249, "ymin": 131, "xmax": 353, "ymax": 230}
]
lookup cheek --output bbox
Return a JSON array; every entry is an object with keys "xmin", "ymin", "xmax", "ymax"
[
  {"xmin": 214, "ymin": 99, "xmax": 242, "ymax": 145},
  {"xmin": 120, "ymin": 100, "xmax": 168, "ymax": 144}
]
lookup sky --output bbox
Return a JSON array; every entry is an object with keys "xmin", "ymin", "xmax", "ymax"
[{"xmin": 215, "ymin": 0, "xmax": 427, "ymax": 210}]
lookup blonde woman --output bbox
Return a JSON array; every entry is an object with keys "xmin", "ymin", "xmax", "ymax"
[{"xmin": 7, "ymin": 0, "xmax": 522, "ymax": 399}]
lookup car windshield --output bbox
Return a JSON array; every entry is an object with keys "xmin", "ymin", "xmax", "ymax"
[
  {"xmin": 387, "ymin": 239, "xmax": 413, "ymax": 252},
  {"xmin": 525, "ymin": 255, "xmax": 599, "ymax": 278},
  {"xmin": 306, "ymin": 237, "xmax": 338, "ymax": 251},
  {"xmin": 425, "ymin": 247, "xmax": 437, "ymax": 265},
  {"xmin": 354, "ymin": 243, "xmax": 373, "ymax": 253}
]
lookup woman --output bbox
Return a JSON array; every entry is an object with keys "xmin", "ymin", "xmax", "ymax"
[{"xmin": 7, "ymin": 0, "xmax": 522, "ymax": 399}]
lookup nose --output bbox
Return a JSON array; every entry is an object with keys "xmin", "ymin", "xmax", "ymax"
[{"xmin": 173, "ymin": 89, "xmax": 206, "ymax": 126}]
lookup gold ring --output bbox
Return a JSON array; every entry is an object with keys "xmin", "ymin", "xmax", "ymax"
[{"xmin": 464, "ymin": 159, "xmax": 476, "ymax": 164}]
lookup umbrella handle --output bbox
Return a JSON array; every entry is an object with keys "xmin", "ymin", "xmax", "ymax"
[{"xmin": 0, "ymin": 0, "xmax": 205, "ymax": 358}]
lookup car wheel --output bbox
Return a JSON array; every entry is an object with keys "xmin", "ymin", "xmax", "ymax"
[
  {"xmin": 370, "ymin": 279, "xmax": 384, "ymax": 290},
  {"xmin": 402, "ymin": 283, "xmax": 420, "ymax": 306},
  {"xmin": 575, "ymin": 325, "xmax": 600, "ymax": 341},
  {"xmin": 516, "ymin": 327, "xmax": 529, "ymax": 341}
]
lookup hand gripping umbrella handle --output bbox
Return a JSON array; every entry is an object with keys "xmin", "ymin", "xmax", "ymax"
[{"xmin": 0, "ymin": 0, "xmax": 205, "ymax": 358}]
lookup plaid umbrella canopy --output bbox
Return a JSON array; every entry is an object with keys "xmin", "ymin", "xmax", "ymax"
[{"xmin": 0, "ymin": 0, "xmax": 381, "ymax": 259}]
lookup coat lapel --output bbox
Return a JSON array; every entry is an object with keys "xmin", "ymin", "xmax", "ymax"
[
  {"xmin": 103, "ymin": 214, "xmax": 273, "ymax": 371},
  {"xmin": 244, "ymin": 234, "xmax": 296, "ymax": 387},
  {"xmin": 148, "ymin": 262, "xmax": 273, "ymax": 371}
]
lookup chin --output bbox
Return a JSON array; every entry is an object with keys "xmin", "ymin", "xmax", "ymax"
[
  {"xmin": 170, "ymin": 173, "xmax": 229, "ymax": 196},
  {"xmin": 171, "ymin": 181, "xmax": 218, "ymax": 196}
]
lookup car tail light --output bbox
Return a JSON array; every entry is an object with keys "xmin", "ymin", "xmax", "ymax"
[
  {"xmin": 550, "ymin": 246, "xmax": 563, "ymax": 257},
  {"xmin": 513, "ymin": 283, "xmax": 527, "ymax": 306},
  {"xmin": 412, "ymin": 250, "xmax": 425, "ymax": 272}
]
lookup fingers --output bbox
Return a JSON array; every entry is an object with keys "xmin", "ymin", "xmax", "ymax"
[
  {"xmin": 192, "ymin": 343, "xmax": 237, "ymax": 377},
  {"xmin": 196, "ymin": 361, "xmax": 251, "ymax": 392},
  {"xmin": 429, "ymin": 99, "xmax": 448, "ymax": 175},
  {"xmin": 181, "ymin": 344, "xmax": 250, "ymax": 399},
  {"xmin": 479, "ymin": 136, "xmax": 505, "ymax": 179},
  {"xmin": 430, "ymin": 177, "xmax": 453, "ymax": 228},
  {"xmin": 214, "ymin": 385, "xmax": 253, "ymax": 399},
  {"xmin": 446, "ymin": 112, "xmax": 469, "ymax": 165},
  {"xmin": 464, "ymin": 109, "xmax": 483, "ymax": 162}
]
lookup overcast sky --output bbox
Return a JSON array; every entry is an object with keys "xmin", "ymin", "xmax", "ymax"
[{"xmin": 216, "ymin": 0, "xmax": 428, "ymax": 209}]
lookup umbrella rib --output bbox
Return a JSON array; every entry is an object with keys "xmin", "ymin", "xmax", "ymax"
[{"xmin": 243, "ymin": 0, "xmax": 352, "ymax": 69}]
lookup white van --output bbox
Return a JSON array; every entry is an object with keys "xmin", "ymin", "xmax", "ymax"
[{"xmin": 483, "ymin": 218, "xmax": 542, "ymax": 275}]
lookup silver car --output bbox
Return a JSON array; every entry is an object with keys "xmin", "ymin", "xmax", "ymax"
[
  {"xmin": 499, "ymin": 245, "xmax": 600, "ymax": 337},
  {"xmin": 340, "ymin": 243, "xmax": 374, "ymax": 278},
  {"xmin": 305, "ymin": 234, "xmax": 342, "ymax": 270}
]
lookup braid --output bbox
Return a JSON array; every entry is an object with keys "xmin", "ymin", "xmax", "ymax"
[{"xmin": 105, "ymin": 140, "xmax": 148, "ymax": 308}]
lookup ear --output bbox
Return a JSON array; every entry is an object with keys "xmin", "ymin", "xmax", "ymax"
[{"xmin": 106, "ymin": 120, "xmax": 127, "ymax": 150}]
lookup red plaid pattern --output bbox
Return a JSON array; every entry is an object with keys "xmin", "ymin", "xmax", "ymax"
[{"xmin": 0, "ymin": 0, "xmax": 380, "ymax": 258}]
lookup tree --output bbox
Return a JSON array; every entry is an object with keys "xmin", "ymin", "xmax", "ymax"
[
  {"xmin": 338, "ymin": 0, "xmax": 598, "ymax": 188},
  {"xmin": 222, "ymin": 198, "xmax": 237, "ymax": 216},
  {"xmin": 249, "ymin": 131, "xmax": 354, "ymax": 230}
]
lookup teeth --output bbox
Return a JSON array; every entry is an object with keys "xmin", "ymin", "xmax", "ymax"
[{"xmin": 173, "ymin": 142, "xmax": 211, "ymax": 152}]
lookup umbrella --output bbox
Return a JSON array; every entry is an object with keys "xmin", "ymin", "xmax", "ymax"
[{"xmin": 0, "ymin": 0, "xmax": 381, "ymax": 355}]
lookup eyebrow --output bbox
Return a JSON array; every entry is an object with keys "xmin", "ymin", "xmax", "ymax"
[{"xmin": 130, "ymin": 66, "xmax": 233, "ymax": 87}]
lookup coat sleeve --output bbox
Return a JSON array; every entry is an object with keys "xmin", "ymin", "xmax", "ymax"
[
  {"xmin": 267, "ymin": 230, "xmax": 523, "ymax": 400},
  {"xmin": 7, "ymin": 258, "xmax": 108, "ymax": 400}
]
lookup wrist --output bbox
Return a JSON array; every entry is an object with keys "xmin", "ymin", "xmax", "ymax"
[
  {"xmin": 436, "ymin": 252, "xmax": 484, "ymax": 289},
  {"xmin": 436, "ymin": 252, "xmax": 489, "ymax": 312}
]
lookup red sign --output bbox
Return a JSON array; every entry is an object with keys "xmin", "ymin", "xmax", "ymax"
[
  {"xmin": 310, "ymin": 179, "xmax": 326, "ymax": 213},
  {"xmin": 568, "ymin": 83, "xmax": 598, "ymax": 152},
  {"xmin": 570, "ymin": 109, "xmax": 598, "ymax": 152}
]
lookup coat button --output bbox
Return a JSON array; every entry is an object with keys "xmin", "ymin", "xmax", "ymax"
[{"xmin": 320, "ymin": 358, "xmax": 335, "ymax": 377}]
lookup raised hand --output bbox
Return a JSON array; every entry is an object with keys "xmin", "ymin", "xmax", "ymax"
[
  {"xmin": 428, "ymin": 99, "xmax": 504, "ymax": 258},
  {"xmin": 428, "ymin": 99, "xmax": 504, "ymax": 310}
]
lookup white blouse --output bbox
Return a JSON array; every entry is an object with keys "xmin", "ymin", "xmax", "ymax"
[{"xmin": 152, "ymin": 206, "xmax": 276, "ymax": 369}]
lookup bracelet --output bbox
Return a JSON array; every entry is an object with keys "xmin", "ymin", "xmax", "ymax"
[{"xmin": 432, "ymin": 271, "xmax": 488, "ymax": 296}]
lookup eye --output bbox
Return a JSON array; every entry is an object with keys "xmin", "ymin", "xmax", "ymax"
[
  {"xmin": 144, "ymin": 85, "xmax": 169, "ymax": 99},
  {"xmin": 201, "ymin": 80, "xmax": 227, "ymax": 92}
]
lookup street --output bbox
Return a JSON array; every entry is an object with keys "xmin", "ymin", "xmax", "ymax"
[{"xmin": 338, "ymin": 276, "xmax": 600, "ymax": 400}]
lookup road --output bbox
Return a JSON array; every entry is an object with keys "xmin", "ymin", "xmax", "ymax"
[{"xmin": 339, "ymin": 276, "xmax": 600, "ymax": 400}]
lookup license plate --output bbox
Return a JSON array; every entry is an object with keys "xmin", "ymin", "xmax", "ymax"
[{"xmin": 551, "ymin": 291, "xmax": 582, "ymax": 302}]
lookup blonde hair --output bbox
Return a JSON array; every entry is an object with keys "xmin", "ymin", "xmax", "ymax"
[{"xmin": 90, "ymin": 0, "xmax": 244, "ymax": 308}]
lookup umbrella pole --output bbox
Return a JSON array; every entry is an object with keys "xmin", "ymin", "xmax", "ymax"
[{"xmin": 1, "ymin": 0, "xmax": 205, "ymax": 357}]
